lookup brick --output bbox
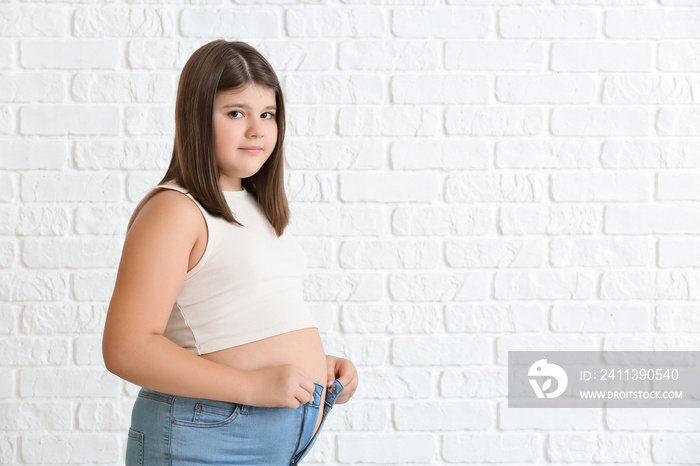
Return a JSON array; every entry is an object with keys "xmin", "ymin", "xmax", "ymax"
[
  {"xmin": 393, "ymin": 9, "xmax": 490, "ymax": 37},
  {"xmin": 445, "ymin": 303, "xmax": 545, "ymax": 333},
  {"xmin": 323, "ymin": 401, "xmax": 388, "ymax": 431},
  {"xmin": 0, "ymin": 72, "xmax": 64, "ymax": 102},
  {"xmin": 603, "ymin": 75, "xmax": 699, "ymax": 104},
  {"xmin": 555, "ymin": 0, "xmax": 648, "ymax": 3},
  {"xmin": 124, "ymin": 105, "xmax": 174, "ymax": 136},
  {"xmin": 653, "ymin": 435, "xmax": 700, "ymax": 463},
  {"xmin": 289, "ymin": 205, "xmax": 386, "ymax": 236},
  {"xmin": 0, "ymin": 7, "xmax": 68, "ymax": 36},
  {"xmin": 0, "ymin": 401, "xmax": 72, "ymax": 430},
  {"xmin": 287, "ymin": 106, "xmax": 333, "ymax": 136},
  {"xmin": 75, "ymin": 336, "xmax": 106, "ymax": 365},
  {"xmin": 21, "ymin": 304, "xmax": 105, "ymax": 334},
  {"xmin": 259, "ymin": 40, "xmax": 332, "ymax": 71},
  {"xmin": 605, "ymin": 205, "xmax": 700, "ymax": 234},
  {"xmin": 340, "ymin": 304, "xmax": 440, "ymax": 334},
  {"xmin": 550, "ymin": 237, "xmax": 652, "ymax": 267},
  {"xmin": 20, "ymin": 105, "xmax": 119, "ymax": 136},
  {"xmin": 658, "ymin": 42, "xmax": 700, "ymax": 71},
  {"xmin": 445, "ymin": 41, "xmax": 544, "ymax": 70},
  {"xmin": 658, "ymin": 173, "xmax": 700, "ymax": 200},
  {"xmin": 656, "ymin": 303, "xmax": 700, "ymax": 332},
  {"xmin": 285, "ymin": 75, "xmax": 383, "ymax": 104},
  {"xmin": 551, "ymin": 108, "xmax": 649, "ymax": 136},
  {"xmin": 601, "ymin": 271, "xmax": 699, "ymax": 300},
  {"xmin": 608, "ymin": 408, "xmax": 700, "ymax": 431},
  {"xmin": 497, "ymin": 74, "xmax": 596, "ymax": 103},
  {"xmin": 0, "ymin": 370, "xmax": 13, "ymax": 398},
  {"xmin": 72, "ymin": 72, "xmax": 173, "ymax": 103},
  {"xmin": 552, "ymin": 173, "xmax": 650, "ymax": 202},
  {"xmin": 443, "ymin": 433, "xmax": 540, "ymax": 462},
  {"xmin": 548, "ymin": 433, "xmax": 648, "ymax": 462},
  {"xmin": 75, "ymin": 140, "xmax": 171, "ymax": 170},
  {"xmin": 395, "ymin": 401, "xmax": 490, "ymax": 431},
  {"xmin": 0, "ymin": 239, "xmax": 15, "ymax": 268},
  {"xmin": 601, "ymin": 139, "xmax": 700, "ymax": 168},
  {"xmin": 496, "ymin": 139, "xmax": 595, "ymax": 168},
  {"xmin": 340, "ymin": 173, "xmax": 439, "ymax": 202},
  {"xmin": 21, "ymin": 172, "xmax": 121, "ymax": 202},
  {"xmin": 285, "ymin": 173, "xmax": 334, "ymax": 202},
  {"xmin": 296, "ymin": 238, "xmax": 334, "ymax": 268},
  {"xmin": 0, "ymin": 40, "xmax": 12, "ymax": 69},
  {"xmin": 392, "ymin": 205, "xmax": 492, "ymax": 236},
  {"xmin": 393, "ymin": 336, "xmax": 490, "ymax": 366},
  {"xmin": 355, "ymin": 368, "xmax": 433, "ymax": 399},
  {"xmin": 286, "ymin": 139, "xmax": 383, "ymax": 170},
  {"xmin": 339, "ymin": 239, "xmax": 439, "ymax": 268},
  {"xmin": 659, "ymin": 237, "xmax": 700, "ymax": 268},
  {"xmin": 391, "ymin": 140, "xmax": 489, "ymax": 169},
  {"xmin": 1, "ymin": 272, "xmax": 67, "ymax": 302},
  {"xmin": 0, "ymin": 305, "xmax": 15, "ymax": 335},
  {"xmin": 339, "ymin": 40, "xmax": 438, "ymax": 70},
  {"xmin": 21, "ymin": 40, "xmax": 119, "ymax": 69},
  {"xmin": 19, "ymin": 369, "xmax": 120, "ymax": 397},
  {"xmin": 307, "ymin": 303, "xmax": 335, "ymax": 334},
  {"xmin": 180, "ymin": 9, "xmax": 279, "ymax": 38},
  {"xmin": 75, "ymin": 7, "xmax": 175, "ymax": 37},
  {"xmin": 496, "ymin": 335, "xmax": 598, "ymax": 363},
  {"xmin": 2, "ymin": 140, "xmax": 68, "ymax": 169},
  {"xmin": 338, "ymin": 106, "xmax": 439, "ymax": 136},
  {"xmin": 23, "ymin": 238, "xmax": 123, "ymax": 268},
  {"xmin": 606, "ymin": 10, "xmax": 700, "ymax": 39},
  {"xmin": 499, "ymin": 9, "xmax": 597, "ymax": 38},
  {"xmin": 445, "ymin": 107, "xmax": 543, "ymax": 135},
  {"xmin": 440, "ymin": 367, "xmax": 508, "ymax": 397},
  {"xmin": 392, "ymin": 75, "xmax": 490, "ymax": 104},
  {"xmin": 446, "ymin": 239, "xmax": 545, "ymax": 268},
  {"xmin": 287, "ymin": 8, "xmax": 384, "ymax": 37},
  {"xmin": 322, "ymin": 335, "xmax": 386, "ymax": 366},
  {"xmin": 389, "ymin": 272, "xmax": 489, "ymax": 301},
  {"xmin": 551, "ymin": 303, "xmax": 651, "ymax": 332},
  {"xmin": 338, "ymin": 434, "xmax": 435, "ymax": 463},
  {"xmin": 551, "ymin": 42, "xmax": 650, "ymax": 71},
  {"xmin": 74, "ymin": 206, "xmax": 132, "ymax": 235},
  {"xmin": 303, "ymin": 272, "xmax": 382, "ymax": 301},
  {"xmin": 20, "ymin": 433, "xmax": 119, "ymax": 463},
  {"xmin": 127, "ymin": 40, "xmax": 201, "ymax": 70},
  {"xmin": 445, "ymin": 173, "xmax": 545, "ymax": 202},
  {"xmin": 77, "ymin": 400, "xmax": 133, "ymax": 431},
  {"xmin": 0, "ymin": 106, "xmax": 13, "ymax": 136},
  {"xmin": 657, "ymin": 108, "xmax": 700, "ymax": 136},
  {"xmin": 72, "ymin": 271, "xmax": 115, "ymax": 302},
  {"xmin": 494, "ymin": 271, "xmax": 597, "ymax": 300},
  {"xmin": 126, "ymin": 171, "xmax": 163, "ymax": 202},
  {"xmin": 604, "ymin": 335, "xmax": 700, "ymax": 351},
  {"xmin": 0, "ymin": 337, "xmax": 70, "ymax": 365},
  {"xmin": 499, "ymin": 404, "xmax": 599, "ymax": 430},
  {"xmin": 0, "ymin": 206, "xmax": 70, "ymax": 236}
]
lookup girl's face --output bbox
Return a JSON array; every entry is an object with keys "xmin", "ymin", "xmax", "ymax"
[{"xmin": 212, "ymin": 83, "xmax": 278, "ymax": 191}]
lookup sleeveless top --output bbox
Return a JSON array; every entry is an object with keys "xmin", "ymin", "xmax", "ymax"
[{"xmin": 153, "ymin": 181, "xmax": 318, "ymax": 355}]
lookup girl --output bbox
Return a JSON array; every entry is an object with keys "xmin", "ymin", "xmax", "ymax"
[{"xmin": 103, "ymin": 40, "xmax": 358, "ymax": 465}]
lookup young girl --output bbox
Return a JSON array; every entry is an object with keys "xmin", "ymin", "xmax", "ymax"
[{"xmin": 103, "ymin": 40, "xmax": 358, "ymax": 465}]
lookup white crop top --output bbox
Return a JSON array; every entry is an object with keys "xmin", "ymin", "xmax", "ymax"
[{"xmin": 153, "ymin": 181, "xmax": 318, "ymax": 355}]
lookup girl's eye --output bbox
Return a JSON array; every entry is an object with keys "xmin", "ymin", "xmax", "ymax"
[
  {"xmin": 262, "ymin": 112, "xmax": 275, "ymax": 119},
  {"xmin": 228, "ymin": 111, "xmax": 243, "ymax": 118}
]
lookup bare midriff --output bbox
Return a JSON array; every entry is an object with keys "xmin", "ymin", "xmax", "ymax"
[{"xmin": 200, "ymin": 328, "xmax": 328, "ymax": 439}]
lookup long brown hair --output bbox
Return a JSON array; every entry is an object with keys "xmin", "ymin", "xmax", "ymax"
[{"xmin": 149, "ymin": 40, "xmax": 289, "ymax": 236}]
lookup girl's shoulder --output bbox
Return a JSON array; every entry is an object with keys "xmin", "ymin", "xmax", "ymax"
[{"xmin": 126, "ymin": 183, "xmax": 205, "ymax": 236}]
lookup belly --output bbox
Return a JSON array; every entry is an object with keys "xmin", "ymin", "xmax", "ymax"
[{"xmin": 199, "ymin": 328, "xmax": 328, "ymax": 438}]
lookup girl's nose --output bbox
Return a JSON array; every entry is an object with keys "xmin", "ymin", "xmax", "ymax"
[{"xmin": 246, "ymin": 118, "xmax": 264, "ymax": 138}]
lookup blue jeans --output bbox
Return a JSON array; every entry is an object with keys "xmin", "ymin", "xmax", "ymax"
[{"xmin": 126, "ymin": 379, "xmax": 344, "ymax": 465}]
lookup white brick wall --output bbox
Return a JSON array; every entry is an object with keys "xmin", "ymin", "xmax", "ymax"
[{"xmin": 2, "ymin": 2, "xmax": 700, "ymax": 465}]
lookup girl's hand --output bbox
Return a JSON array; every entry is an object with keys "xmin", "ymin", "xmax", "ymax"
[
  {"xmin": 248, "ymin": 364, "xmax": 316, "ymax": 409},
  {"xmin": 325, "ymin": 355, "xmax": 358, "ymax": 404}
]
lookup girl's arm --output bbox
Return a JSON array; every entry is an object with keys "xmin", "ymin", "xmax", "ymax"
[{"xmin": 102, "ymin": 190, "xmax": 315, "ymax": 408}]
